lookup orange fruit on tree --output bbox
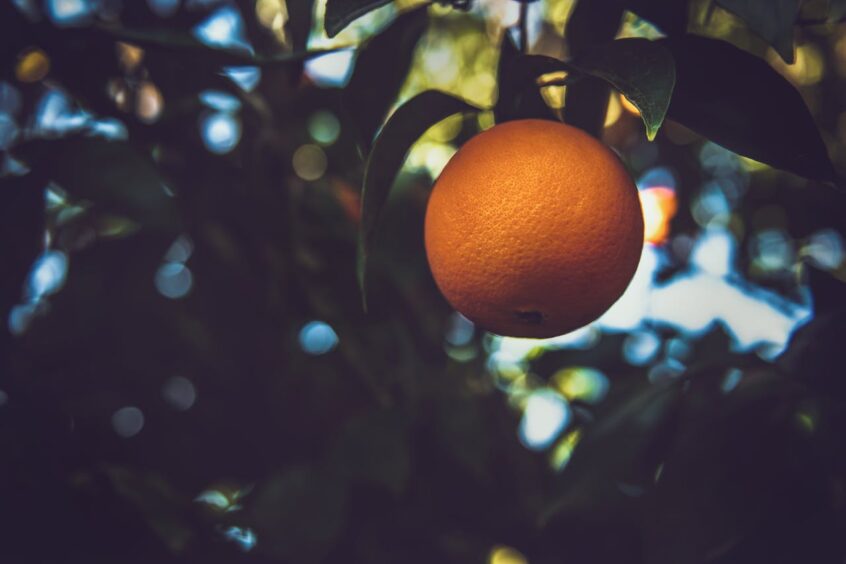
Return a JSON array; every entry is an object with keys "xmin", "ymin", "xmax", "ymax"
[{"xmin": 424, "ymin": 119, "xmax": 644, "ymax": 339}]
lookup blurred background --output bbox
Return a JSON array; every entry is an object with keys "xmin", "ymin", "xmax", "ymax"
[{"xmin": 2, "ymin": 0, "xmax": 846, "ymax": 562}]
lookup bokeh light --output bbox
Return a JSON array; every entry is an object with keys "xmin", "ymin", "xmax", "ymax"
[
  {"xmin": 801, "ymin": 229, "xmax": 845, "ymax": 270},
  {"xmin": 622, "ymin": 330, "xmax": 661, "ymax": 365},
  {"xmin": 112, "ymin": 406, "xmax": 145, "ymax": 438},
  {"xmin": 136, "ymin": 81, "xmax": 164, "ymax": 124},
  {"xmin": 518, "ymin": 390, "xmax": 571, "ymax": 451},
  {"xmin": 222, "ymin": 526, "xmax": 257, "ymax": 552},
  {"xmin": 162, "ymin": 376, "xmax": 197, "ymax": 411},
  {"xmin": 155, "ymin": 263, "xmax": 193, "ymax": 299},
  {"xmin": 488, "ymin": 545, "xmax": 528, "ymax": 564},
  {"xmin": 750, "ymin": 229, "xmax": 794, "ymax": 272},
  {"xmin": 445, "ymin": 311, "xmax": 475, "ymax": 347},
  {"xmin": 299, "ymin": 321, "xmax": 339, "ymax": 355},
  {"xmin": 307, "ymin": 110, "xmax": 341, "ymax": 146},
  {"xmin": 0, "ymin": 113, "xmax": 19, "ymax": 150},
  {"xmin": 550, "ymin": 428, "xmax": 581, "ymax": 471},
  {"xmin": 200, "ymin": 112, "xmax": 242, "ymax": 154},
  {"xmin": 200, "ymin": 90, "xmax": 242, "ymax": 112},
  {"xmin": 639, "ymin": 186, "xmax": 677, "ymax": 245},
  {"xmin": 552, "ymin": 367, "xmax": 609, "ymax": 404},
  {"xmin": 222, "ymin": 66, "xmax": 262, "ymax": 91},
  {"xmin": 46, "ymin": 0, "xmax": 95, "ymax": 27},
  {"xmin": 15, "ymin": 48, "xmax": 50, "ymax": 83},
  {"xmin": 193, "ymin": 5, "xmax": 252, "ymax": 52},
  {"xmin": 27, "ymin": 250, "xmax": 69, "ymax": 301},
  {"xmin": 721, "ymin": 367, "xmax": 743, "ymax": 393},
  {"xmin": 292, "ymin": 144, "xmax": 328, "ymax": 181},
  {"xmin": 305, "ymin": 51, "xmax": 355, "ymax": 87},
  {"xmin": 8, "ymin": 303, "xmax": 40, "ymax": 336}
]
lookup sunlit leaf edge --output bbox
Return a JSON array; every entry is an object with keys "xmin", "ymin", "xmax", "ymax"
[
  {"xmin": 358, "ymin": 90, "xmax": 482, "ymax": 310},
  {"xmin": 569, "ymin": 38, "xmax": 676, "ymax": 141},
  {"xmin": 325, "ymin": 0, "xmax": 395, "ymax": 38}
]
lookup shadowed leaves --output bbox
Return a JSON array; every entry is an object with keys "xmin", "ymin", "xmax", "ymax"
[
  {"xmin": 343, "ymin": 6, "xmax": 429, "ymax": 153},
  {"xmin": 660, "ymin": 35, "xmax": 837, "ymax": 183},
  {"xmin": 715, "ymin": 0, "xmax": 800, "ymax": 63},
  {"xmin": 357, "ymin": 90, "xmax": 480, "ymax": 307}
]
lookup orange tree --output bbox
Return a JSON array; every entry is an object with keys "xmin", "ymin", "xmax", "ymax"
[{"xmin": 1, "ymin": 0, "xmax": 846, "ymax": 562}]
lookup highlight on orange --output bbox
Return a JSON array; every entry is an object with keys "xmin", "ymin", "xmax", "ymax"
[{"xmin": 639, "ymin": 186, "xmax": 677, "ymax": 245}]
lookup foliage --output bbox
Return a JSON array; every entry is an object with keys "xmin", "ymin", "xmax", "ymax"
[{"xmin": 2, "ymin": 0, "xmax": 846, "ymax": 563}]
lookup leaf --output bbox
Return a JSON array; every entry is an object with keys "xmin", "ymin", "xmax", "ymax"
[
  {"xmin": 325, "ymin": 0, "xmax": 394, "ymax": 38},
  {"xmin": 494, "ymin": 32, "xmax": 560, "ymax": 123},
  {"xmin": 100, "ymin": 465, "xmax": 194, "ymax": 553},
  {"xmin": 624, "ymin": 0, "xmax": 690, "ymax": 36},
  {"xmin": 715, "ymin": 0, "xmax": 799, "ymax": 63},
  {"xmin": 832, "ymin": 0, "xmax": 846, "ymax": 20},
  {"xmin": 358, "ymin": 90, "xmax": 481, "ymax": 308},
  {"xmin": 659, "ymin": 35, "xmax": 837, "ymax": 183},
  {"xmin": 330, "ymin": 408, "xmax": 410, "ymax": 495},
  {"xmin": 14, "ymin": 137, "xmax": 180, "ymax": 237},
  {"xmin": 0, "ymin": 172, "xmax": 45, "ymax": 334},
  {"xmin": 541, "ymin": 378, "xmax": 683, "ymax": 525},
  {"xmin": 287, "ymin": 0, "xmax": 316, "ymax": 52},
  {"xmin": 805, "ymin": 263, "xmax": 846, "ymax": 316},
  {"xmin": 343, "ymin": 6, "xmax": 428, "ymax": 153},
  {"xmin": 251, "ymin": 464, "xmax": 347, "ymax": 562},
  {"xmin": 569, "ymin": 38, "xmax": 676, "ymax": 140},
  {"xmin": 563, "ymin": 0, "xmax": 626, "ymax": 137}
]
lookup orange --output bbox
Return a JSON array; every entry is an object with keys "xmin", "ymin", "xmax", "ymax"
[{"xmin": 424, "ymin": 119, "xmax": 644, "ymax": 339}]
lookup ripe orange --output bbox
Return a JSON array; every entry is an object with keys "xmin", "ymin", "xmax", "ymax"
[{"xmin": 424, "ymin": 119, "xmax": 644, "ymax": 339}]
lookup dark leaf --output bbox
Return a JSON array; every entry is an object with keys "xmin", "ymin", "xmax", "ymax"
[
  {"xmin": 358, "ymin": 90, "xmax": 480, "ymax": 308},
  {"xmin": 13, "ymin": 137, "xmax": 180, "ymax": 237},
  {"xmin": 624, "ymin": 0, "xmax": 689, "ymax": 36},
  {"xmin": 715, "ymin": 0, "xmax": 800, "ymax": 63},
  {"xmin": 642, "ymin": 368, "xmax": 829, "ymax": 564},
  {"xmin": 287, "ymin": 0, "xmax": 316, "ymax": 52},
  {"xmin": 806, "ymin": 262, "xmax": 846, "ymax": 315},
  {"xmin": 251, "ymin": 464, "xmax": 347, "ymax": 562},
  {"xmin": 542, "ymin": 378, "xmax": 683, "ymax": 524},
  {"xmin": 494, "ymin": 32, "xmax": 560, "ymax": 123},
  {"xmin": 570, "ymin": 38, "xmax": 675, "ymax": 140},
  {"xmin": 832, "ymin": 0, "xmax": 846, "ymax": 20},
  {"xmin": 325, "ymin": 0, "xmax": 394, "ymax": 38},
  {"xmin": 0, "ymin": 172, "xmax": 45, "ymax": 337},
  {"xmin": 330, "ymin": 408, "xmax": 410, "ymax": 495},
  {"xmin": 100, "ymin": 465, "xmax": 194, "ymax": 553},
  {"xmin": 660, "ymin": 35, "xmax": 837, "ymax": 182},
  {"xmin": 343, "ymin": 6, "xmax": 428, "ymax": 153},
  {"xmin": 563, "ymin": 0, "xmax": 625, "ymax": 136}
]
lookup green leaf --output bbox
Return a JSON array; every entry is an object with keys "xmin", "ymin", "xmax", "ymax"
[
  {"xmin": 569, "ymin": 38, "xmax": 676, "ymax": 141},
  {"xmin": 715, "ymin": 0, "xmax": 800, "ymax": 63},
  {"xmin": 659, "ymin": 35, "xmax": 837, "ymax": 183},
  {"xmin": 343, "ymin": 6, "xmax": 428, "ymax": 153},
  {"xmin": 358, "ymin": 90, "xmax": 481, "ymax": 309},
  {"xmin": 14, "ymin": 137, "xmax": 180, "ymax": 237},
  {"xmin": 325, "ymin": 0, "xmax": 394, "ymax": 38},
  {"xmin": 494, "ymin": 32, "xmax": 560, "ymax": 123}
]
